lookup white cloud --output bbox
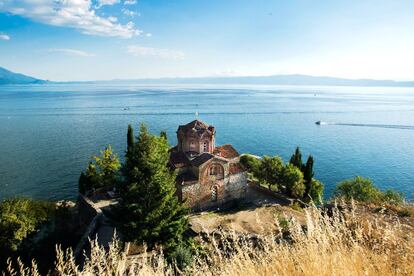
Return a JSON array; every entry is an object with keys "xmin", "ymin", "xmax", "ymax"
[
  {"xmin": 122, "ymin": 8, "xmax": 138, "ymax": 17},
  {"xmin": 96, "ymin": 0, "xmax": 119, "ymax": 8},
  {"xmin": 108, "ymin": 16, "xmax": 117, "ymax": 22},
  {"xmin": 127, "ymin": 45, "xmax": 184, "ymax": 60},
  {"xmin": 48, "ymin": 48, "xmax": 95, "ymax": 57},
  {"xmin": 124, "ymin": 0, "xmax": 137, "ymax": 5},
  {"xmin": 0, "ymin": 0, "xmax": 142, "ymax": 38},
  {"xmin": 0, "ymin": 33, "xmax": 10, "ymax": 40},
  {"xmin": 145, "ymin": 33, "xmax": 152, "ymax": 37}
]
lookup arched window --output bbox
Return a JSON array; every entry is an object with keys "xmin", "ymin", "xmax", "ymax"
[
  {"xmin": 209, "ymin": 166, "xmax": 216, "ymax": 175},
  {"xmin": 211, "ymin": 186, "xmax": 218, "ymax": 202},
  {"xmin": 189, "ymin": 140, "xmax": 196, "ymax": 151},
  {"xmin": 203, "ymin": 141, "xmax": 209, "ymax": 152},
  {"xmin": 209, "ymin": 164, "xmax": 224, "ymax": 179}
]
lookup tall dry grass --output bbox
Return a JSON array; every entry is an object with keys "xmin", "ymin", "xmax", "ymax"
[{"xmin": 6, "ymin": 203, "xmax": 414, "ymax": 275}]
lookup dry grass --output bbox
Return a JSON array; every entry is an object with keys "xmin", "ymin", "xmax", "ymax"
[{"xmin": 6, "ymin": 203, "xmax": 414, "ymax": 276}]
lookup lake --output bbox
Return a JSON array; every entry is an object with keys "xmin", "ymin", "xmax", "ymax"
[{"xmin": 0, "ymin": 83, "xmax": 413, "ymax": 201}]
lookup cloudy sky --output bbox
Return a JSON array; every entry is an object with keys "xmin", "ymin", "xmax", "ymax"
[{"xmin": 0, "ymin": 0, "xmax": 414, "ymax": 81}]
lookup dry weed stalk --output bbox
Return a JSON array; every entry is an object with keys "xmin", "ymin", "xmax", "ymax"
[{"xmin": 5, "ymin": 205, "xmax": 413, "ymax": 276}]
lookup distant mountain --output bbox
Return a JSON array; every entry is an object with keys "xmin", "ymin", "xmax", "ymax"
[
  {"xmin": 1, "ymin": 66, "xmax": 413, "ymax": 87},
  {"xmin": 100, "ymin": 74, "xmax": 414, "ymax": 87},
  {"xmin": 0, "ymin": 66, "xmax": 47, "ymax": 85}
]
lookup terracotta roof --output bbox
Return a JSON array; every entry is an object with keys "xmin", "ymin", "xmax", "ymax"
[
  {"xmin": 229, "ymin": 163, "xmax": 245, "ymax": 175},
  {"xmin": 191, "ymin": 153, "xmax": 215, "ymax": 167},
  {"xmin": 169, "ymin": 151, "xmax": 190, "ymax": 168},
  {"xmin": 177, "ymin": 120, "xmax": 215, "ymax": 137},
  {"xmin": 214, "ymin": 144, "xmax": 239, "ymax": 159}
]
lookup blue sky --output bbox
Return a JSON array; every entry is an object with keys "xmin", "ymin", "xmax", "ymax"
[{"xmin": 0, "ymin": 0, "xmax": 414, "ymax": 81}]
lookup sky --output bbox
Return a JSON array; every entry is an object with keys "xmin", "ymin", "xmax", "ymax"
[{"xmin": 0, "ymin": 0, "xmax": 414, "ymax": 81}]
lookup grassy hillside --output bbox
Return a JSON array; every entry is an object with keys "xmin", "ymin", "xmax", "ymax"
[{"xmin": 6, "ymin": 203, "xmax": 414, "ymax": 275}]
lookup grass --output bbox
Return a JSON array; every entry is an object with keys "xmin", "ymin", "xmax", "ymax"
[{"xmin": 6, "ymin": 204, "xmax": 414, "ymax": 275}]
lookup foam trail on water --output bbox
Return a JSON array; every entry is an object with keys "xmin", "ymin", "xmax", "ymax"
[{"xmin": 330, "ymin": 123, "xmax": 414, "ymax": 130}]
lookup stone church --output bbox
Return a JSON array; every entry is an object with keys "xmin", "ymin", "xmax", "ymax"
[{"xmin": 169, "ymin": 120, "xmax": 247, "ymax": 210}]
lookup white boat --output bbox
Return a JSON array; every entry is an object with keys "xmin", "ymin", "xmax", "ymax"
[{"xmin": 315, "ymin": 121, "xmax": 327, "ymax": 125}]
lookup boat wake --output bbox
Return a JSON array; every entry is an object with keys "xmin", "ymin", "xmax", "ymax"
[{"xmin": 328, "ymin": 123, "xmax": 414, "ymax": 131}]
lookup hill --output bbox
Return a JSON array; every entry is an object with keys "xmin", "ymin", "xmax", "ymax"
[
  {"xmin": 0, "ymin": 66, "xmax": 47, "ymax": 85},
  {"xmin": 98, "ymin": 74, "xmax": 414, "ymax": 87}
]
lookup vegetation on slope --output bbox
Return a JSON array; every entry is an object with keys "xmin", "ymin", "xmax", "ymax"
[
  {"xmin": 0, "ymin": 198, "xmax": 78, "ymax": 273},
  {"xmin": 6, "ymin": 204, "xmax": 414, "ymax": 275},
  {"xmin": 240, "ymin": 147, "xmax": 323, "ymax": 204}
]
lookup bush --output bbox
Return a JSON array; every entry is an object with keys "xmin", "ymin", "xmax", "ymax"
[
  {"xmin": 381, "ymin": 190, "xmax": 404, "ymax": 205},
  {"xmin": 0, "ymin": 198, "xmax": 54, "ymax": 269},
  {"xmin": 7, "ymin": 206, "xmax": 414, "ymax": 275},
  {"xmin": 240, "ymin": 154, "xmax": 262, "ymax": 180},
  {"xmin": 79, "ymin": 145, "xmax": 120, "ymax": 194},
  {"xmin": 307, "ymin": 179, "xmax": 324, "ymax": 205},
  {"xmin": 169, "ymin": 244, "xmax": 194, "ymax": 271},
  {"xmin": 280, "ymin": 164, "xmax": 305, "ymax": 198},
  {"xmin": 334, "ymin": 176, "xmax": 404, "ymax": 205}
]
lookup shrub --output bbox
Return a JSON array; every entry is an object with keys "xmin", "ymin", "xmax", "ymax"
[
  {"xmin": 334, "ymin": 176, "xmax": 405, "ymax": 205},
  {"xmin": 169, "ymin": 244, "xmax": 194, "ymax": 271},
  {"xmin": 240, "ymin": 154, "xmax": 262, "ymax": 179},
  {"xmin": 307, "ymin": 179, "xmax": 324, "ymax": 205},
  {"xmin": 334, "ymin": 176, "xmax": 382, "ymax": 203},
  {"xmin": 7, "ymin": 205, "xmax": 414, "ymax": 275},
  {"xmin": 381, "ymin": 189, "xmax": 404, "ymax": 205},
  {"xmin": 0, "ymin": 198, "xmax": 54, "ymax": 269},
  {"xmin": 280, "ymin": 164, "xmax": 305, "ymax": 198},
  {"xmin": 78, "ymin": 145, "xmax": 120, "ymax": 194},
  {"xmin": 397, "ymin": 208, "xmax": 413, "ymax": 217}
]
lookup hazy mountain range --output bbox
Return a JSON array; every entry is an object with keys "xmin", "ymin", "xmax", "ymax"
[
  {"xmin": 1, "ymin": 66, "xmax": 414, "ymax": 87},
  {"xmin": 0, "ymin": 66, "xmax": 47, "ymax": 85}
]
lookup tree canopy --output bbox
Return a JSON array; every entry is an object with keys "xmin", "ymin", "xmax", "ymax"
[
  {"xmin": 334, "ymin": 176, "xmax": 404, "ymax": 204},
  {"xmin": 78, "ymin": 145, "xmax": 121, "ymax": 194},
  {"xmin": 0, "ymin": 198, "xmax": 54, "ymax": 263},
  {"xmin": 113, "ymin": 124, "xmax": 189, "ymax": 253}
]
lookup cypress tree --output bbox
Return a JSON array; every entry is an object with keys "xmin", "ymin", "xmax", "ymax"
[
  {"xmin": 289, "ymin": 147, "xmax": 303, "ymax": 169},
  {"xmin": 127, "ymin": 124, "xmax": 134, "ymax": 155},
  {"xmin": 113, "ymin": 124, "xmax": 189, "ymax": 253},
  {"xmin": 303, "ymin": 155, "xmax": 314, "ymax": 184},
  {"xmin": 160, "ymin": 130, "xmax": 167, "ymax": 140}
]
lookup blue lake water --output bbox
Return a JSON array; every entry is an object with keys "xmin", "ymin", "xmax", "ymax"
[{"xmin": 0, "ymin": 84, "xmax": 413, "ymax": 201}]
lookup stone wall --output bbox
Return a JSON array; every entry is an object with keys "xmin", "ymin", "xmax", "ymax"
[
  {"xmin": 226, "ymin": 172, "xmax": 248, "ymax": 200},
  {"xmin": 77, "ymin": 194, "xmax": 100, "ymax": 231},
  {"xmin": 180, "ymin": 170, "xmax": 247, "ymax": 211},
  {"xmin": 75, "ymin": 194, "xmax": 103, "ymax": 258}
]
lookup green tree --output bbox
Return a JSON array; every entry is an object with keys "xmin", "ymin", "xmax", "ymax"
[
  {"xmin": 306, "ymin": 179, "xmax": 324, "ymax": 204},
  {"xmin": 259, "ymin": 156, "xmax": 284, "ymax": 190},
  {"xmin": 334, "ymin": 176, "xmax": 382, "ymax": 203},
  {"xmin": 0, "ymin": 198, "xmax": 53, "ymax": 265},
  {"xmin": 289, "ymin": 147, "xmax": 303, "ymax": 170},
  {"xmin": 113, "ymin": 124, "xmax": 189, "ymax": 253},
  {"xmin": 335, "ymin": 176, "xmax": 405, "ymax": 205},
  {"xmin": 78, "ymin": 145, "xmax": 121, "ymax": 194},
  {"xmin": 160, "ymin": 130, "xmax": 167, "ymax": 140},
  {"xmin": 127, "ymin": 124, "xmax": 134, "ymax": 156},
  {"xmin": 280, "ymin": 164, "xmax": 305, "ymax": 198},
  {"xmin": 240, "ymin": 154, "xmax": 262, "ymax": 179},
  {"xmin": 303, "ymin": 155, "xmax": 314, "ymax": 184}
]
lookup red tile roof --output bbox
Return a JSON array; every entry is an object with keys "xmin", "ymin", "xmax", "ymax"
[
  {"xmin": 177, "ymin": 120, "xmax": 215, "ymax": 137},
  {"xmin": 229, "ymin": 163, "xmax": 245, "ymax": 175},
  {"xmin": 214, "ymin": 144, "xmax": 240, "ymax": 159}
]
